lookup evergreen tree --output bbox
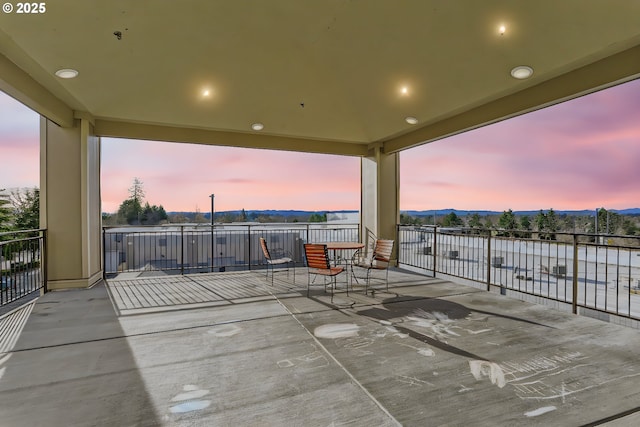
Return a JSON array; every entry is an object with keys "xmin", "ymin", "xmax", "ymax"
[
  {"xmin": 535, "ymin": 209, "xmax": 558, "ymax": 240},
  {"xmin": 117, "ymin": 198, "xmax": 142, "ymax": 224},
  {"xmin": 128, "ymin": 177, "xmax": 145, "ymax": 206},
  {"xmin": 0, "ymin": 189, "xmax": 13, "ymax": 234},
  {"xmin": 11, "ymin": 187, "xmax": 39, "ymax": 230},
  {"xmin": 442, "ymin": 212, "xmax": 463, "ymax": 227},
  {"xmin": 498, "ymin": 209, "xmax": 517, "ymax": 232},
  {"xmin": 309, "ymin": 213, "xmax": 327, "ymax": 222},
  {"xmin": 468, "ymin": 213, "xmax": 482, "ymax": 228}
]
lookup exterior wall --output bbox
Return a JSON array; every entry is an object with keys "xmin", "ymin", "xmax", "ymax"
[{"xmin": 40, "ymin": 117, "xmax": 102, "ymax": 289}]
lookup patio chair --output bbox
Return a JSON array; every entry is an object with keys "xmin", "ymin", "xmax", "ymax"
[
  {"xmin": 304, "ymin": 243, "xmax": 346, "ymax": 302},
  {"xmin": 259, "ymin": 237, "xmax": 295, "ymax": 285},
  {"xmin": 351, "ymin": 239, "xmax": 394, "ymax": 295}
]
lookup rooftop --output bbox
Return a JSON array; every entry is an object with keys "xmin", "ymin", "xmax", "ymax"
[{"xmin": 2, "ymin": 269, "xmax": 640, "ymax": 425}]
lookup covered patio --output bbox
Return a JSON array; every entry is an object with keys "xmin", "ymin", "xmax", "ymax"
[
  {"xmin": 2, "ymin": 269, "xmax": 640, "ymax": 425},
  {"xmin": 2, "ymin": 1, "xmax": 640, "ymax": 291},
  {"xmin": 2, "ymin": 2, "xmax": 640, "ymax": 426}
]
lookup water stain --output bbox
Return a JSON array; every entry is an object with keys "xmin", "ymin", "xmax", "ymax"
[
  {"xmin": 171, "ymin": 389, "xmax": 210, "ymax": 402},
  {"xmin": 418, "ymin": 348, "xmax": 435, "ymax": 357},
  {"xmin": 277, "ymin": 359, "xmax": 294, "ymax": 368},
  {"xmin": 208, "ymin": 324, "xmax": 242, "ymax": 337},
  {"xmin": 314, "ymin": 323, "xmax": 359, "ymax": 339},
  {"xmin": 168, "ymin": 384, "xmax": 211, "ymax": 415},
  {"xmin": 169, "ymin": 400, "xmax": 211, "ymax": 414},
  {"xmin": 524, "ymin": 406, "xmax": 557, "ymax": 417}
]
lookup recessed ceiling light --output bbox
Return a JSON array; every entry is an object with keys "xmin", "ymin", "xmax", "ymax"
[
  {"xmin": 55, "ymin": 68, "xmax": 78, "ymax": 79},
  {"xmin": 202, "ymin": 89, "xmax": 210, "ymax": 97},
  {"xmin": 401, "ymin": 86, "xmax": 408, "ymax": 95},
  {"xmin": 511, "ymin": 66, "xmax": 533, "ymax": 79},
  {"xmin": 251, "ymin": 123, "xmax": 264, "ymax": 131},
  {"xmin": 405, "ymin": 117, "xmax": 418, "ymax": 125}
]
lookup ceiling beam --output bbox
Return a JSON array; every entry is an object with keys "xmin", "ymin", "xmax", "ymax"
[
  {"xmin": 0, "ymin": 52, "xmax": 74, "ymax": 128},
  {"xmin": 94, "ymin": 119, "xmax": 369, "ymax": 157},
  {"xmin": 383, "ymin": 43, "xmax": 640, "ymax": 154}
]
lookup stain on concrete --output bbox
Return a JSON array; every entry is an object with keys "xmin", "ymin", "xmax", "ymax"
[
  {"xmin": 207, "ymin": 324, "xmax": 242, "ymax": 337},
  {"xmin": 314, "ymin": 323, "xmax": 360, "ymax": 339},
  {"xmin": 525, "ymin": 406, "xmax": 557, "ymax": 417},
  {"xmin": 168, "ymin": 385, "xmax": 211, "ymax": 415}
]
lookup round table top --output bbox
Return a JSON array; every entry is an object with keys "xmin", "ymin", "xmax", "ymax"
[{"xmin": 322, "ymin": 241, "xmax": 364, "ymax": 250}]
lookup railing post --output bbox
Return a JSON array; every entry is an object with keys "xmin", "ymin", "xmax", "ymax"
[
  {"xmin": 42, "ymin": 229, "xmax": 48, "ymax": 294},
  {"xmin": 211, "ymin": 221, "xmax": 214, "ymax": 273},
  {"xmin": 486, "ymin": 232, "xmax": 492, "ymax": 292},
  {"xmin": 395, "ymin": 225, "xmax": 400, "ymax": 265},
  {"xmin": 572, "ymin": 233, "xmax": 579, "ymax": 314},
  {"xmin": 102, "ymin": 227, "xmax": 106, "ymax": 280},
  {"xmin": 181, "ymin": 225, "xmax": 185, "ymax": 275},
  {"xmin": 247, "ymin": 225, "xmax": 252, "ymax": 270},
  {"xmin": 432, "ymin": 226, "xmax": 437, "ymax": 277}
]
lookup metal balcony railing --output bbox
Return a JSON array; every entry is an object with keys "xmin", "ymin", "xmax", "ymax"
[
  {"xmin": 102, "ymin": 223, "xmax": 360, "ymax": 277},
  {"xmin": 100, "ymin": 222, "xmax": 640, "ymax": 323},
  {"xmin": 0, "ymin": 229, "xmax": 47, "ymax": 308},
  {"xmin": 397, "ymin": 225, "xmax": 640, "ymax": 321}
]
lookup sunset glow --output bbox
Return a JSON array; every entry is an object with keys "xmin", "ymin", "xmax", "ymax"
[{"xmin": 2, "ymin": 78, "xmax": 639, "ymax": 213}]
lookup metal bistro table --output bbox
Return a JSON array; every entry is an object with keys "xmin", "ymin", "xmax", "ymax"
[
  {"xmin": 306, "ymin": 242, "xmax": 364, "ymax": 294},
  {"xmin": 322, "ymin": 241, "xmax": 365, "ymax": 264}
]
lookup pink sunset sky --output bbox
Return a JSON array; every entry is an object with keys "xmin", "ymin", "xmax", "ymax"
[{"xmin": 1, "ymin": 78, "xmax": 639, "ymax": 213}]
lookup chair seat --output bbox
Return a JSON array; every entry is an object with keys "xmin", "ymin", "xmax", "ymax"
[
  {"xmin": 309, "ymin": 266, "xmax": 344, "ymax": 276},
  {"xmin": 268, "ymin": 257, "xmax": 292, "ymax": 265},
  {"xmin": 354, "ymin": 260, "xmax": 388, "ymax": 269},
  {"xmin": 350, "ymin": 239, "xmax": 394, "ymax": 295}
]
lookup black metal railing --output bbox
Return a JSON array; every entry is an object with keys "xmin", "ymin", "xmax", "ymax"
[
  {"xmin": 0, "ymin": 229, "xmax": 46, "ymax": 308},
  {"xmin": 102, "ymin": 223, "xmax": 360, "ymax": 277},
  {"xmin": 397, "ymin": 225, "xmax": 640, "ymax": 321}
]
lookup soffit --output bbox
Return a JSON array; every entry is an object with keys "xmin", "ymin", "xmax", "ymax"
[{"xmin": 1, "ymin": 1, "xmax": 639, "ymax": 153}]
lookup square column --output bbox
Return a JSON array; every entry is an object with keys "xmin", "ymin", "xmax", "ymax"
[
  {"xmin": 361, "ymin": 145, "xmax": 399, "ymax": 246},
  {"xmin": 40, "ymin": 117, "xmax": 103, "ymax": 289}
]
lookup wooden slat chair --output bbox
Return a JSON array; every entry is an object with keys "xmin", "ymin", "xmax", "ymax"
[
  {"xmin": 351, "ymin": 239, "xmax": 394, "ymax": 295},
  {"xmin": 259, "ymin": 237, "xmax": 295, "ymax": 285},
  {"xmin": 304, "ymin": 243, "xmax": 345, "ymax": 302}
]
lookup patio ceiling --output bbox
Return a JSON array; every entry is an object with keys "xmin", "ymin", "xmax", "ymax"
[{"xmin": 1, "ymin": 1, "xmax": 640, "ymax": 156}]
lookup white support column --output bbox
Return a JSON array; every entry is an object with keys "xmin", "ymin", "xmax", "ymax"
[
  {"xmin": 40, "ymin": 117, "xmax": 103, "ymax": 290},
  {"xmin": 360, "ymin": 144, "xmax": 399, "ymax": 251}
]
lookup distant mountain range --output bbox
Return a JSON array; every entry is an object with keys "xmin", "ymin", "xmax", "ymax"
[
  {"xmin": 165, "ymin": 208, "xmax": 640, "ymax": 218},
  {"xmin": 402, "ymin": 208, "xmax": 640, "ymax": 217}
]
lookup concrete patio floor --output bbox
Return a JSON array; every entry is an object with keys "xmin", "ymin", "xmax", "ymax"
[{"xmin": 1, "ymin": 268, "xmax": 640, "ymax": 426}]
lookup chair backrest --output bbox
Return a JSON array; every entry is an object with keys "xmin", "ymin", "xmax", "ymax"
[
  {"xmin": 259, "ymin": 237, "xmax": 271, "ymax": 261},
  {"xmin": 364, "ymin": 227, "xmax": 377, "ymax": 255},
  {"xmin": 304, "ymin": 244, "xmax": 331, "ymax": 270},
  {"xmin": 373, "ymin": 239, "xmax": 394, "ymax": 263}
]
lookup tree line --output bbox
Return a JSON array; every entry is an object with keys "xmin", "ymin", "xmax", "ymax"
[
  {"xmin": 400, "ymin": 208, "xmax": 640, "ymax": 238},
  {"xmin": 102, "ymin": 178, "xmax": 329, "ymax": 226}
]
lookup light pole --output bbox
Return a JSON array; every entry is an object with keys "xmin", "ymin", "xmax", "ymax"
[{"xmin": 210, "ymin": 194, "xmax": 215, "ymax": 225}]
